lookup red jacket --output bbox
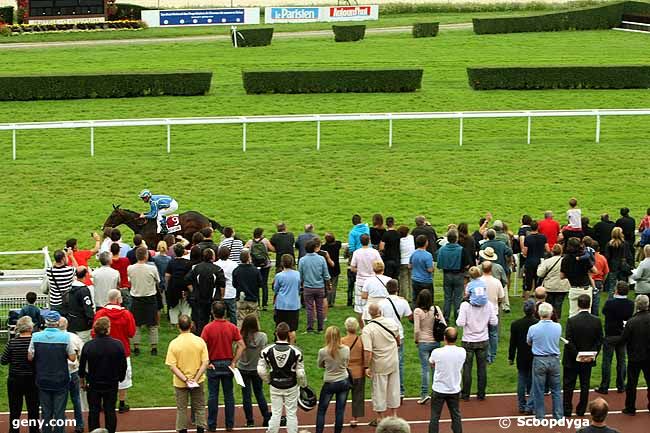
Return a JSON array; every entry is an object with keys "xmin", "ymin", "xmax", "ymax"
[{"xmin": 93, "ymin": 303, "xmax": 136, "ymax": 357}]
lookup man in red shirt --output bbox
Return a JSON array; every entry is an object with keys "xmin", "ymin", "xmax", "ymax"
[
  {"xmin": 538, "ymin": 211, "xmax": 560, "ymax": 249},
  {"xmin": 591, "ymin": 242, "xmax": 610, "ymax": 316},
  {"xmin": 93, "ymin": 289, "xmax": 136, "ymax": 414},
  {"xmin": 66, "ymin": 233, "xmax": 101, "ymax": 286},
  {"xmin": 201, "ymin": 302, "xmax": 245, "ymax": 432}
]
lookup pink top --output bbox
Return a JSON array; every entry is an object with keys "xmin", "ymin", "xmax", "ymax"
[{"xmin": 414, "ymin": 306, "xmax": 445, "ymax": 343}]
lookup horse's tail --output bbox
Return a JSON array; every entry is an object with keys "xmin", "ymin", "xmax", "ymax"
[{"xmin": 209, "ymin": 218, "xmax": 224, "ymax": 234}]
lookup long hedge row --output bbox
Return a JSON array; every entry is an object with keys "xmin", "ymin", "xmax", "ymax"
[
  {"xmin": 472, "ymin": 1, "xmax": 650, "ymax": 34},
  {"xmin": 242, "ymin": 70, "xmax": 423, "ymax": 94},
  {"xmin": 467, "ymin": 66, "xmax": 650, "ymax": 90},
  {"xmin": 0, "ymin": 72, "xmax": 212, "ymax": 101}
]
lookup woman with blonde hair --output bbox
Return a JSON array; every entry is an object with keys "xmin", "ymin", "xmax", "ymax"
[
  {"xmin": 316, "ymin": 326, "xmax": 350, "ymax": 433},
  {"xmin": 341, "ymin": 317, "xmax": 364, "ymax": 428},
  {"xmin": 605, "ymin": 227, "xmax": 634, "ymax": 296}
]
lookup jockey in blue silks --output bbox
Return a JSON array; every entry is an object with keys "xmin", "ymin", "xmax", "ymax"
[{"xmin": 138, "ymin": 189, "xmax": 178, "ymax": 234}]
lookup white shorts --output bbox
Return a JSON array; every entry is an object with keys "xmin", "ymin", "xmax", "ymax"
[
  {"xmin": 159, "ymin": 200, "xmax": 179, "ymax": 218},
  {"xmin": 118, "ymin": 357, "xmax": 132, "ymax": 390},
  {"xmin": 354, "ymin": 283, "xmax": 367, "ymax": 314},
  {"xmin": 372, "ymin": 370, "xmax": 401, "ymax": 412}
]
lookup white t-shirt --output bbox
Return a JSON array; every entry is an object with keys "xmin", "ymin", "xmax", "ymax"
[
  {"xmin": 67, "ymin": 331, "xmax": 84, "ymax": 374},
  {"xmin": 350, "ymin": 247, "xmax": 382, "ymax": 286},
  {"xmin": 400, "ymin": 235, "xmax": 415, "ymax": 265},
  {"xmin": 379, "ymin": 295, "xmax": 412, "ymax": 340},
  {"xmin": 429, "ymin": 344, "xmax": 466, "ymax": 394},
  {"xmin": 480, "ymin": 275, "xmax": 505, "ymax": 313},
  {"xmin": 567, "ymin": 208, "xmax": 582, "ymax": 230},
  {"xmin": 362, "ymin": 275, "xmax": 391, "ymax": 299},
  {"xmin": 215, "ymin": 259, "xmax": 238, "ymax": 299}
]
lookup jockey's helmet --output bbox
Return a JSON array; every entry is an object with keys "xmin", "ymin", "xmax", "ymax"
[{"xmin": 139, "ymin": 189, "xmax": 152, "ymax": 199}]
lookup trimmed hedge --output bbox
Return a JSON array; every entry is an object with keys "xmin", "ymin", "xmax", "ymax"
[
  {"xmin": 332, "ymin": 25, "xmax": 366, "ymax": 42},
  {"xmin": 0, "ymin": 6, "xmax": 13, "ymax": 24},
  {"xmin": 412, "ymin": 22, "xmax": 439, "ymax": 37},
  {"xmin": 242, "ymin": 70, "xmax": 423, "ymax": 94},
  {"xmin": 108, "ymin": 3, "xmax": 150, "ymax": 21},
  {"xmin": 472, "ymin": 2, "xmax": 625, "ymax": 34},
  {"xmin": 0, "ymin": 72, "xmax": 212, "ymax": 101},
  {"xmin": 5, "ymin": 20, "xmax": 145, "ymax": 35},
  {"xmin": 232, "ymin": 28, "xmax": 273, "ymax": 47},
  {"xmin": 467, "ymin": 66, "xmax": 650, "ymax": 90}
]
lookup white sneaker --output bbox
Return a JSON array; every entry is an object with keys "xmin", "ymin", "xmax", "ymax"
[{"xmin": 417, "ymin": 395, "xmax": 431, "ymax": 404}]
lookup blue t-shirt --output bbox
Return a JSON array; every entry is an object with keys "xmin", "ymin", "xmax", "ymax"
[
  {"xmin": 410, "ymin": 249, "xmax": 433, "ymax": 283},
  {"xmin": 466, "ymin": 278, "xmax": 488, "ymax": 306},
  {"xmin": 273, "ymin": 270, "xmax": 301, "ymax": 311},
  {"xmin": 526, "ymin": 320, "xmax": 562, "ymax": 356}
]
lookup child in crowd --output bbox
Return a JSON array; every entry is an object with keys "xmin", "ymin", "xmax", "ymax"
[
  {"xmin": 566, "ymin": 198, "xmax": 582, "ymax": 233},
  {"xmin": 19, "ymin": 291, "xmax": 43, "ymax": 330},
  {"xmin": 465, "ymin": 266, "xmax": 488, "ymax": 306}
]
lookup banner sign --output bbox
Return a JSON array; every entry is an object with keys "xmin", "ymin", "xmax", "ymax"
[
  {"xmin": 142, "ymin": 8, "xmax": 260, "ymax": 27},
  {"xmin": 265, "ymin": 7, "xmax": 320, "ymax": 23},
  {"xmin": 265, "ymin": 5, "xmax": 378, "ymax": 24}
]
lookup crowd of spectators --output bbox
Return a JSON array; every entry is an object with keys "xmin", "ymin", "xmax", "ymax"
[{"xmin": 3, "ymin": 203, "xmax": 650, "ymax": 433}]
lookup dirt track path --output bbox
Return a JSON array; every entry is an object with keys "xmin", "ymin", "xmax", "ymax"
[
  {"xmin": 0, "ymin": 390, "xmax": 648, "ymax": 432},
  {"xmin": 0, "ymin": 23, "xmax": 472, "ymax": 50}
]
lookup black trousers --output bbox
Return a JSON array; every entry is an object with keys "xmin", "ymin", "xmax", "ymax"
[
  {"xmin": 194, "ymin": 302, "xmax": 212, "ymax": 336},
  {"xmin": 429, "ymin": 391, "xmax": 462, "ymax": 433},
  {"xmin": 87, "ymin": 386, "xmax": 118, "ymax": 433},
  {"xmin": 563, "ymin": 363, "xmax": 592, "ymax": 416},
  {"xmin": 383, "ymin": 259, "xmax": 400, "ymax": 279},
  {"xmin": 625, "ymin": 360, "xmax": 650, "ymax": 413},
  {"xmin": 8, "ymin": 375, "xmax": 40, "ymax": 433}
]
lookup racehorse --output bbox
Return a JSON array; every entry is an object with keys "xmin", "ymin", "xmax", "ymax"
[{"xmin": 103, "ymin": 205, "xmax": 224, "ymax": 249}]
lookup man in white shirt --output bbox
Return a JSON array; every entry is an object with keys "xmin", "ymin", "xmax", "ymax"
[
  {"xmin": 92, "ymin": 252, "xmax": 120, "ymax": 310},
  {"xmin": 480, "ymin": 261, "xmax": 505, "ymax": 364},
  {"xmin": 215, "ymin": 246, "xmax": 239, "ymax": 325},
  {"xmin": 350, "ymin": 234, "xmax": 383, "ymax": 322},
  {"xmin": 60, "ymin": 317, "xmax": 85, "ymax": 433},
  {"xmin": 379, "ymin": 279, "xmax": 413, "ymax": 398},
  {"xmin": 361, "ymin": 261, "xmax": 391, "ymax": 322},
  {"xmin": 429, "ymin": 327, "xmax": 466, "ymax": 433}
]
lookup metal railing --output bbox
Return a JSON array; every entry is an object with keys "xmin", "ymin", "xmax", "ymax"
[{"xmin": 2, "ymin": 108, "xmax": 650, "ymax": 159}]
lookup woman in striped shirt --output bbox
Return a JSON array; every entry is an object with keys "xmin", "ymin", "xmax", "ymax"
[
  {"xmin": 46, "ymin": 249, "xmax": 77, "ymax": 311},
  {"xmin": 1, "ymin": 316, "xmax": 39, "ymax": 433}
]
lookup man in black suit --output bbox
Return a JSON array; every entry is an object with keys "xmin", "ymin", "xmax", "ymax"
[
  {"xmin": 509, "ymin": 299, "xmax": 538, "ymax": 414},
  {"xmin": 593, "ymin": 214, "xmax": 616, "ymax": 255},
  {"xmin": 563, "ymin": 294, "xmax": 603, "ymax": 416},
  {"xmin": 621, "ymin": 294, "xmax": 650, "ymax": 415}
]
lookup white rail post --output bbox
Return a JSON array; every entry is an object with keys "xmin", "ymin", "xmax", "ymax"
[
  {"xmin": 90, "ymin": 123, "xmax": 95, "ymax": 157},
  {"xmin": 459, "ymin": 115, "xmax": 464, "ymax": 146},
  {"xmin": 527, "ymin": 115, "xmax": 531, "ymax": 145},
  {"xmin": 316, "ymin": 115, "xmax": 321, "ymax": 151},
  {"xmin": 388, "ymin": 114, "xmax": 393, "ymax": 148},
  {"xmin": 166, "ymin": 120, "xmax": 171, "ymax": 154},
  {"xmin": 242, "ymin": 120, "xmax": 247, "ymax": 152},
  {"xmin": 596, "ymin": 112, "xmax": 601, "ymax": 143},
  {"xmin": 12, "ymin": 127, "xmax": 16, "ymax": 160}
]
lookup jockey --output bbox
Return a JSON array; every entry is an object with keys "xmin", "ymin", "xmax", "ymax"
[{"xmin": 138, "ymin": 189, "xmax": 178, "ymax": 234}]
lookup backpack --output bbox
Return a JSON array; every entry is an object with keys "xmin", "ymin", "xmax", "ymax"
[{"xmin": 251, "ymin": 239, "xmax": 269, "ymax": 267}]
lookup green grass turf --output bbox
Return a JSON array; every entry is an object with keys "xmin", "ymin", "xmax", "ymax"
[
  {"xmin": 0, "ymin": 25, "xmax": 649, "ymax": 409},
  {"xmin": 0, "ymin": 11, "xmax": 539, "ymax": 44}
]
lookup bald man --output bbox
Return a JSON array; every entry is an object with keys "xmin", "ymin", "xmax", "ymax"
[
  {"xmin": 534, "ymin": 287, "xmax": 558, "ymax": 322},
  {"xmin": 362, "ymin": 303, "xmax": 401, "ymax": 424}
]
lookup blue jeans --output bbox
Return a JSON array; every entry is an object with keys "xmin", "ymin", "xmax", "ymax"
[
  {"xmin": 69, "ymin": 372, "xmax": 84, "ymax": 430},
  {"xmin": 517, "ymin": 368, "xmax": 534, "ymax": 412},
  {"xmin": 398, "ymin": 343, "xmax": 405, "ymax": 395},
  {"xmin": 316, "ymin": 380, "xmax": 349, "ymax": 433},
  {"xmin": 531, "ymin": 356, "xmax": 563, "ymax": 420},
  {"xmin": 223, "ymin": 298, "xmax": 237, "ymax": 325},
  {"xmin": 605, "ymin": 273, "xmax": 618, "ymax": 299},
  {"xmin": 592, "ymin": 280, "xmax": 603, "ymax": 315},
  {"xmin": 461, "ymin": 340, "xmax": 488, "ymax": 399},
  {"xmin": 487, "ymin": 324, "xmax": 499, "ymax": 364},
  {"xmin": 241, "ymin": 370, "xmax": 270, "ymax": 425},
  {"xmin": 39, "ymin": 389, "xmax": 68, "ymax": 433},
  {"xmin": 442, "ymin": 272, "xmax": 464, "ymax": 323},
  {"xmin": 599, "ymin": 337, "xmax": 626, "ymax": 391},
  {"xmin": 207, "ymin": 361, "xmax": 235, "ymax": 429},
  {"xmin": 417, "ymin": 342, "xmax": 439, "ymax": 398}
]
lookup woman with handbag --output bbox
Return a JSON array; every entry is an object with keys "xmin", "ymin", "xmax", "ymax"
[
  {"xmin": 341, "ymin": 317, "xmax": 364, "ymax": 428},
  {"xmin": 413, "ymin": 289, "xmax": 446, "ymax": 404},
  {"xmin": 316, "ymin": 326, "xmax": 350, "ymax": 433},
  {"xmin": 536, "ymin": 244, "xmax": 570, "ymax": 319}
]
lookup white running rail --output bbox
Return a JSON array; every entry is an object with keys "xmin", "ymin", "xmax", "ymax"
[{"xmin": 3, "ymin": 108, "xmax": 650, "ymax": 159}]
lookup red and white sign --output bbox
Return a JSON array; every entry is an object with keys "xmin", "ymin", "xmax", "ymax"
[{"xmin": 327, "ymin": 5, "xmax": 379, "ymax": 22}]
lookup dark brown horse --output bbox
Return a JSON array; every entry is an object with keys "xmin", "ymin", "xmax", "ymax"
[{"xmin": 103, "ymin": 205, "xmax": 223, "ymax": 249}]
